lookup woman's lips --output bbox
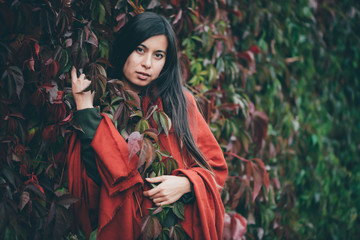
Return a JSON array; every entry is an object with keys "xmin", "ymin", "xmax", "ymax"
[{"xmin": 136, "ymin": 71, "xmax": 150, "ymax": 80}]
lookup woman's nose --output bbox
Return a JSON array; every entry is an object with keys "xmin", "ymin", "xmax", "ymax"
[{"xmin": 141, "ymin": 54, "xmax": 151, "ymax": 69}]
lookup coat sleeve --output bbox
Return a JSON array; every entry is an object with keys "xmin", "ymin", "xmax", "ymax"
[
  {"xmin": 172, "ymin": 91, "xmax": 228, "ymax": 240},
  {"xmin": 74, "ymin": 108, "xmax": 102, "ymax": 185},
  {"xmin": 90, "ymin": 114, "xmax": 143, "ymax": 197}
]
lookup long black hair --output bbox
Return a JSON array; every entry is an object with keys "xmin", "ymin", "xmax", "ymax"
[{"xmin": 109, "ymin": 12, "xmax": 213, "ymax": 173}]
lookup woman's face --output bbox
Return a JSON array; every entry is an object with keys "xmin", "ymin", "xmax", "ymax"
[{"xmin": 122, "ymin": 34, "xmax": 168, "ymax": 93}]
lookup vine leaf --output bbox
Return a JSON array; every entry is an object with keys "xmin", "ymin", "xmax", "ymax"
[
  {"xmin": 246, "ymin": 158, "xmax": 270, "ymax": 202},
  {"xmin": 138, "ymin": 137, "xmax": 155, "ymax": 172},
  {"xmin": 135, "ymin": 119, "xmax": 150, "ymax": 133},
  {"xmin": 18, "ymin": 191, "xmax": 30, "ymax": 211},
  {"xmin": 2, "ymin": 66, "xmax": 24, "ymax": 98},
  {"xmin": 127, "ymin": 0, "xmax": 145, "ymax": 14},
  {"xmin": 145, "ymin": 105, "xmax": 158, "ymax": 120},
  {"xmin": 152, "ymin": 206, "xmax": 163, "ymax": 215},
  {"xmin": 143, "ymin": 128, "xmax": 159, "ymax": 142},
  {"xmin": 56, "ymin": 194, "xmax": 79, "ymax": 208},
  {"xmin": 140, "ymin": 215, "xmax": 162, "ymax": 240},
  {"xmin": 223, "ymin": 212, "xmax": 247, "ymax": 240},
  {"xmin": 165, "ymin": 157, "xmax": 178, "ymax": 175},
  {"xmin": 125, "ymin": 89, "xmax": 141, "ymax": 109},
  {"xmin": 172, "ymin": 201, "xmax": 185, "ymax": 221},
  {"xmin": 153, "ymin": 110, "xmax": 172, "ymax": 136},
  {"xmin": 128, "ymin": 131, "xmax": 143, "ymax": 160}
]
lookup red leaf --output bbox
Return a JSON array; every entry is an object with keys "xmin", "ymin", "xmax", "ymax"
[
  {"xmin": 231, "ymin": 213, "xmax": 247, "ymax": 239},
  {"xmin": 223, "ymin": 212, "xmax": 247, "ymax": 240},
  {"xmin": 115, "ymin": 13, "xmax": 127, "ymax": 32},
  {"xmin": 20, "ymin": 162, "xmax": 28, "ymax": 176},
  {"xmin": 14, "ymin": 144, "xmax": 25, "ymax": 157},
  {"xmin": 171, "ymin": 0, "xmax": 181, "ymax": 7},
  {"xmin": 145, "ymin": 105, "xmax": 158, "ymax": 120},
  {"xmin": 140, "ymin": 215, "xmax": 162, "ymax": 239},
  {"xmin": 251, "ymin": 162, "xmax": 263, "ymax": 202},
  {"xmin": 246, "ymin": 158, "xmax": 270, "ymax": 202},
  {"xmin": 237, "ymin": 50, "xmax": 256, "ymax": 75},
  {"xmin": 173, "ymin": 9, "xmax": 183, "ymax": 25},
  {"xmin": 219, "ymin": 102, "xmax": 240, "ymax": 112},
  {"xmin": 19, "ymin": 191, "xmax": 30, "ymax": 211},
  {"xmin": 48, "ymin": 101, "xmax": 66, "ymax": 123},
  {"xmin": 30, "ymin": 88, "xmax": 46, "ymax": 106},
  {"xmin": 25, "ymin": 182, "xmax": 45, "ymax": 197},
  {"xmin": 252, "ymin": 111, "xmax": 269, "ymax": 145},
  {"xmin": 42, "ymin": 124, "xmax": 59, "ymax": 143},
  {"xmin": 27, "ymin": 57, "xmax": 35, "ymax": 71},
  {"xmin": 34, "ymin": 42, "xmax": 40, "ymax": 56},
  {"xmin": 114, "ymin": 102, "xmax": 125, "ymax": 121},
  {"xmin": 137, "ymin": 137, "xmax": 155, "ymax": 170},
  {"xmin": 250, "ymin": 45, "xmax": 261, "ymax": 54},
  {"xmin": 231, "ymin": 178, "xmax": 249, "ymax": 210},
  {"xmin": 7, "ymin": 118, "xmax": 17, "ymax": 135},
  {"xmin": 8, "ymin": 112, "xmax": 25, "ymax": 120},
  {"xmin": 152, "ymin": 206, "xmax": 162, "ymax": 215},
  {"xmin": 84, "ymin": 24, "xmax": 98, "ymax": 47},
  {"xmin": 128, "ymin": 131, "xmax": 143, "ymax": 160},
  {"xmin": 216, "ymin": 40, "xmax": 223, "ymax": 58},
  {"xmin": 125, "ymin": 89, "xmax": 141, "ymax": 109},
  {"xmin": 143, "ymin": 128, "xmax": 159, "ymax": 142},
  {"xmin": 40, "ymin": 83, "xmax": 56, "ymax": 91},
  {"xmin": 223, "ymin": 213, "xmax": 232, "ymax": 240},
  {"xmin": 43, "ymin": 59, "xmax": 60, "ymax": 81},
  {"xmin": 253, "ymin": 158, "xmax": 270, "ymax": 192}
]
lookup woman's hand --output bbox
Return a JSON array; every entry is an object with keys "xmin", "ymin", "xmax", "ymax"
[
  {"xmin": 143, "ymin": 175, "xmax": 191, "ymax": 206},
  {"xmin": 71, "ymin": 67, "xmax": 94, "ymax": 110}
]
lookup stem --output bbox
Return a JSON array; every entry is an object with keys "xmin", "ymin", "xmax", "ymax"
[{"xmin": 224, "ymin": 152, "xmax": 250, "ymax": 163}]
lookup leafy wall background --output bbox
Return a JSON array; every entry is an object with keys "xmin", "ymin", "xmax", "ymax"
[{"xmin": 0, "ymin": 0, "xmax": 359, "ymax": 239}]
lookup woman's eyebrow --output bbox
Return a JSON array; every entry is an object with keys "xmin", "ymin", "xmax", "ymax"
[
  {"xmin": 155, "ymin": 49, "xmax": 167, "ymax": 55},
  {"xmin": 139, "ymin": 44, "xmax": 166, "ymax": 54}
]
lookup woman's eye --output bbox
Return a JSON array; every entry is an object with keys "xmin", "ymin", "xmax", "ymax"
[
  {"xmin": 155, "ymin": 53, "xmax": 164, "ymax": 59},
  {"xmin": 136, "ymin": 47, "xmax": 144, "ymax": 53}
]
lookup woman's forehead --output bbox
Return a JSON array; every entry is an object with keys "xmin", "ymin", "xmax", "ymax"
[{"xmin": 139, "ymin": 35, "xmax": 168, "ymax": 51}]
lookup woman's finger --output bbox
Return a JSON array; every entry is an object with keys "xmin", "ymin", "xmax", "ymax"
[
  {"xmin": 79, "ymin": 73, "xmax": 86, "ymax": 82},
  {"xmin": 71, "ymin": 67, "xmax": 78, "ymax": 82},
  {"xmin": 148, "ymin": 190, "xmax": 165, "ymax": 199},
  {"xmin": 145, "ymin": 176, "xmax": 166, "ymax": 183},
  {"xmin": 143, "ymin": 186, "xmax": 161, "ymax": 197},
  {"xmin": 153, "ymin": 197, "xmax": 169, "ymax": 206}
]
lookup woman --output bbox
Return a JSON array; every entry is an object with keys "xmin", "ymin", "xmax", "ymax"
[{"xmin": 67, "ymin": 12, "xmax": 228, "ymax": 239}]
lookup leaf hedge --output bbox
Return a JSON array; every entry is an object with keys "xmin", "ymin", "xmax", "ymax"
[{"xmin": 0, "ymin": 0, "xmax": 359, "ymax": 239}]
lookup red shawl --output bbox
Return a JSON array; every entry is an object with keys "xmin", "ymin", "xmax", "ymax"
[{"xmin": 67, "ymin": 92, "xmax": 228, "ymax": 239}]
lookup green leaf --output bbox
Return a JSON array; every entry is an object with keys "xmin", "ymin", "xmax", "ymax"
[
  {"xmin": 56, "ymin": 194, "xmax": 79, "ymax": 207},
  {"xmin": 165, "ymin": 157, "xmax": 178, "ymax": 175},
  {"xmin": 172, "ymin": 201, "xmax": 185, "ymax": 221},
  {"xmin": 135, "ymin": 119, "xmax": 150, "ymax": 133},
  {"xmin": 89, "ymin": 228, "xmax": 97, "ymax": 240},
  {"xmin": 159, "ymin": 111, "xmax": 172, "ymax": 136},
  {"xmin": 2, "ymin": 66, "xmax": 24, "ymax": 98}
]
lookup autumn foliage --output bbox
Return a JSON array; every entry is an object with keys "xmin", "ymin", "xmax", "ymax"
[{"xmin": 1, "ymin": 0, "xmax": 359, "ymax": 240}]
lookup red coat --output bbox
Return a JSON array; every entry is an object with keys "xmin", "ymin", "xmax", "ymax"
[{"xmin": 67, "ymin": 92, "xmax": 228, "ymax": 239}]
